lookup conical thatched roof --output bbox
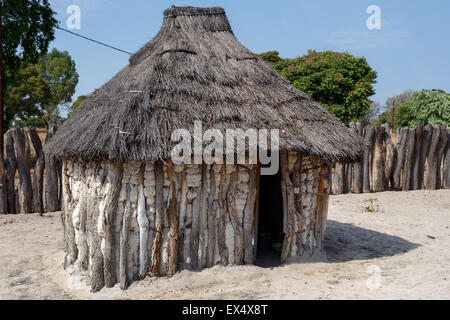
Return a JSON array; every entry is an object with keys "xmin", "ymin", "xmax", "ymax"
[{"xmin": 45, "ymin": 6, "xmax": 365, "ymax": 162}]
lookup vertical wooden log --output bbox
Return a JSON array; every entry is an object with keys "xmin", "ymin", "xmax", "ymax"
[
  {"xmin": 362, "ymin": 126, "xmax": 375, "ymax": 193},
  {"xmin": 0, "ymin": 155, "xmax": 6, "ymax": 214},
  {"xmin": 293, "ymin": 155, "xmax": 303, "ymax": 256},
  {"xmin": 420, "ymin": 125, "xmax": 432, "ymax": 188},
  {"xmin": 190, "ymin": 180, "xmax": 200, "ymax": 269},
  {"xmin": 45, "ymin": 121, "xmax": 59, "ymax": 212},
  {"xmin": 252, "ymin": 164, "xmax": 261, "ymax": 262},
  {"xmin": 344, "ymin": 162, "xmax": 352, "ymax": 194},
  {"xmin": 199, "ymin": 164, "xmax": 209, "ymax": 268},
  {"xmin": 412, "ymin": 122, "xmax": 424, "ymax": 190},
  {"xmin": 135, "ymin": 163, "xmax": 149, "ymax": 279},
  {"xmin": 151, "ymin": 161, "xmax": 164, "ymax": 275},
  {"xmin": 178, "ymin": 168, "xmax": 187, "ymax": 264},
  {"xmin": 424, "ymin": 125, "xmax": 441, "ymax": 190},
  {"xmin": 402, "ymin": 128, "xmax": 416, "ymax": 191},
  {"xmin": 167, "ymin": 161, "xmax": 179, "ymax": 276},
  {"xmin": 393, "ymin": 128, "xmax": 408, "ymax": 189},
  {"xmin": 243, "ymin": 164, "xmax": 258, "ymax": 265},
  {"xmin": 87, "ymin": 187, "xmax": 104, "ymax": 292},
  {"xmin": 103, "ymin": 160, "xmax": 123, "ymax": 287},
  {"xmin": 437, "ymin": 125, "xmax": 448, "ymax": 188},
  {"xmin": 280, "ymin": 152, "xmax": 295, "ymax": 262},
  {"xmin": 217, "ymin": 164, "xmax": 229, "ymax": 266},
  {"xmin": 227, "ymin": 168, "xmax": 243, "ymax": 264},
  {"xmin": 382, "ymin": 124, "xmax": 395, "ymax": 189},
  {"xmin": 351, "ymin": 123, "xmax": 363, "ymax": 193},
  {"xmin": 119, "ymin": 185, "xmax": 131, "ymax": 290},
  {"xmin": 332, "ymin": 162, "xmax": 345, "ymax": 195},
  {"xmin": 443, "ymin": 128, "xmax": 450, "ymax": 189},
  {"xmin": 12, "ymin": 127, "xmax": 33, "ymax": 213},
  {"xmin": 206, "ymin": 166, "xmax": 216, "ymax": 268},
  {"xmin": 5, "ymin": 131, "xmax": 16, "ymax": 213},
  {"xmin": 373, "ymin": 126, "xmax": 386, "ymax": 192},
  {"xmin": 62, "ymin": 161, "xmax": 78, "ymax": 269},
  {"xmin": 28, "ymin": 127, "xmax": 45, "ymax": 213}
]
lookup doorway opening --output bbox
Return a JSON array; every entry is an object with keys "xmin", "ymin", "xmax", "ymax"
[{"xmin": 255, "ymin": 170, "xmax": 284, "ymax": 267}]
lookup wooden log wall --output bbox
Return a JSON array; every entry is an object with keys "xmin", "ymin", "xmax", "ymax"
[
  {"xmin": 331, "ymin": 122, "xmax": 450, "ymax": 194},
  {"xmin": 63, "ymin": 154, "xmax": 332, "ymax": 291},
  {"xmin": 1, "ymin": 125, "xmax": 62, "ymax": 214}
]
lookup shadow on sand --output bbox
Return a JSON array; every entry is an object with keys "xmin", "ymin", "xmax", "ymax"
[{"xmin": 324, "ymin": 220, "xmax": 421, "ymax": 262}]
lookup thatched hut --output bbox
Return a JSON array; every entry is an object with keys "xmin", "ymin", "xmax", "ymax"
[{"xmin": 45, "ymin": 6, "xmax": 364, "ymax": 291}]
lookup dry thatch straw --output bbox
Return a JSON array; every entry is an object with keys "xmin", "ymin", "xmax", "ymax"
[{"xmin": 45, "ymin": 6, "xmax": 365, "ymax": 163}]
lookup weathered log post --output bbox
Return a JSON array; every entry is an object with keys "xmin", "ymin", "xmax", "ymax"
[
  {"xmin": 0, "ymin": 155, "xmax": 6, "ymax": 214},
  {"xmin": 45, "ymin": 121, "xmax": 60, "ymax": 212},
  {"xmin": 443, "ymin": 128, "xmax": 450, "ymax": 189},
  {"xmin": 393, "ymin": 128, "xmax": 408, "ymax": 190},
  {"xmin": 381, "ymin": 124, "xmax": 395, "ymax": 189},
  {"xmin": 424, "ymin": 124, "xmax": 441, "ymax": 190},
  {"xmin": 5, "ymin": 131, "xmax": 16, "ymax": 213},
  {"xmin": 332, "ymin": 162, "xmax": 345, "ymax": 194},
  {"xmin": 351, "ymin": 123, "xmax": 363, "ymax": 193},
  {"xmin": 402, "ymin": 128, "xmax": 416, "ymax": 191},
  {"xmin": 362, "ymin": 126, "xmax": 375, "ymax": 193},
  {"xmin": 420, "ymin": 124, "xmax": 432, "ymax": 189},
  {"xmin": 28, "ymin": 127, "xmax": 45, "ymax": 213},
  {"xmin": 372, "ymin": 126, "xmax": 386, "ymax": 192},
  {"xmin": 436, "ymin": 124, "xmax": 448, "ymax": 188},
  {"xmin": 412, "ymin": 121, "xmax": 424, "ymax": 190},
  {"xmin": 12, "ymin": 127, "xmax": 33, "ymax": 213}
]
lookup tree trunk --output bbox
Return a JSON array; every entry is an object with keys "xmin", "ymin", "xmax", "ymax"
[
  {"xmin": 103, "ymin": 160, "xmax": 123, "ymax": 287},
  {"xmin": 393, "ymin": 128, "xmax": 408, "ymax": 189},
  {"xmin": 5, "ymin": 131, "xmax": 16, "ymax": 213},
  {"xmin": 362, "ymin": 126, "xmax": 375, "ymax": 193},
  {"xmin": 424, "ymin": 125, "xmax": 441, "ymax": 190},
  {"xmin": 12, "ymin": 127, "xmax": 33, "ymax": 213},
  {"xmin": 436, "ymin": 124, "xmax": 448, "ymax": 188},
  {"xmin": 28, "ymin": 127, "xmax": 45, "ymax": 213},
  {"xmin": 402, "ymin": 128, "xmax": 416, "ymax": 191},
  {"xmin": 373, "ymin": 126, "xmax": 386, "ymax": 192},
  {"xmin": 45, "ymin": 121, "xmax": 60, "ymax": 212},
  {"xmin": 332, "ymin": 162, "xmax": 345, "ymax": 194},
  {"xmin": 412, "ymin": 121, "xmax": 424, "ymax": 190},
  {"xmin": 420, "ymin": 125, "xmax": 432, "ymax": 189},
  {"xmin": 443, "ymin": 128, "xmax": 450, "ymax": 189},
  {"xmin": 351, "ymin": 123, "xmax": 363, "ymax": 193}
]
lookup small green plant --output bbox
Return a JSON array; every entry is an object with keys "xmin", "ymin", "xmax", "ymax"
[{"xmin": 362, "ymin": 198, "xmax": 379, "ymax": 212}]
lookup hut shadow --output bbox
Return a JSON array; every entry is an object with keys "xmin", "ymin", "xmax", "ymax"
[{"xmin": 324, "ymin": 220, "xmax": 420, "ymax": 262}]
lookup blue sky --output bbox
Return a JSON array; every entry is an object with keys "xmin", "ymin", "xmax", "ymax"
[{"xmin": 48, "ymin": 0, "xmax": 450, "ymax": 116}]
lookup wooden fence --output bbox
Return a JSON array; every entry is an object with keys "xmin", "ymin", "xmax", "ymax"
[
  {"xmin": 331, "ymin": 122, "xmax": 450, "ymax": 194},
  {"xmin": 0, "ymin": 121, "xmax": 62, "ymax": 214}
]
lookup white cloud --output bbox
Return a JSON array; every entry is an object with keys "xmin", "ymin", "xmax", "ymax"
[{"xmin": 327, "ymin": 29, "xmax": 408, "ymax": 50}]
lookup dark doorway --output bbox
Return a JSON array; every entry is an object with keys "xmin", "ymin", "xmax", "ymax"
[{"xmin": 255, "ymin": 170, "xmax": 284, "ymax": 267}]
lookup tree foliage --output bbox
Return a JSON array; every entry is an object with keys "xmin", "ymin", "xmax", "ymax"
[
  {"xmin": 375, "ymin": 89, "xmax": 450, "ymax": 128},
  {"xmin": 68, "ymin": 95, "xmax": 88, "ymax": 117},
  {"xmin": 258, "ymin": 50, "xmax": 377, "ymax": 124},
  {"xmin": 5, "ymin": 49, "xmax": 79, "ymax": 127},
  {"xmin": 2, "ymin": 0, "xmax": 57, "ymax": 84}
]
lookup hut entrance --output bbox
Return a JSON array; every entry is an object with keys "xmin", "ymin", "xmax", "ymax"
[{"xmin": 255, "ymin": 170, "xmax": 284, "ymax": 267}]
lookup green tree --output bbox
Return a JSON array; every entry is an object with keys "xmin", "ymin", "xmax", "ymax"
[
  {"xmin": 375, "ymin": 89, "xmax": 450, "ymax": 128},
  {"xmin": 408, "ymin": 90, "xmax": 450, "ymax": 126},
  {"xmin": 5, "ymin": 49, "xmax": 79, "ymax": 127},
  {"xmin": 258, "ymin": 50, "xmax": 377, "ymax": 124},
  {"xmin": 68, "ymin": 95, "xmax": 88, "ymax": 117},
  {"xmin": 2, "ymin": 0, "xmax": 57, "ymax": 128},
  {"xmin": 39, "ymin": 48, "xmax": 79, "ymax": 124}
]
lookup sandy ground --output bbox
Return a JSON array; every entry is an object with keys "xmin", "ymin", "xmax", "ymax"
[{"xmin": 0, "ymin": 190, "xmax": 449, "ymax": 300}]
